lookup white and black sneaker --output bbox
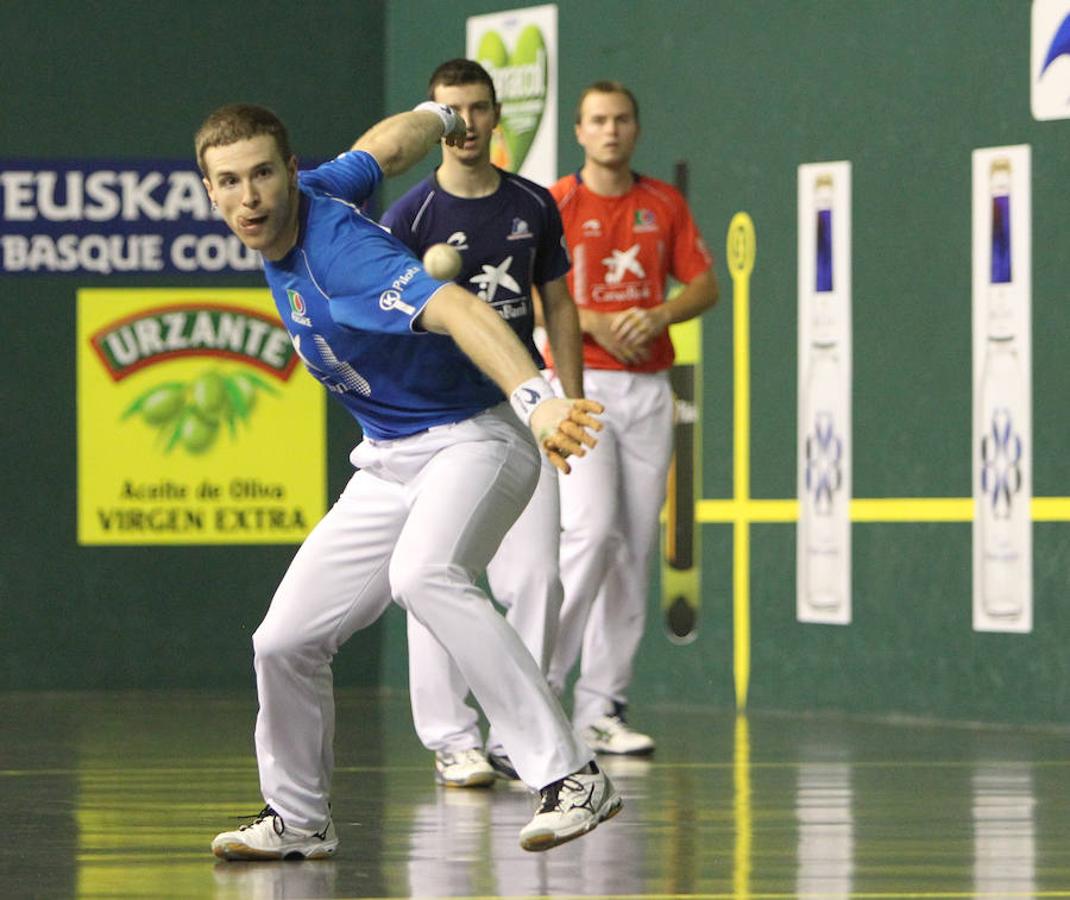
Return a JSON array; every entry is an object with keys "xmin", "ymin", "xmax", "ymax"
[
  {"xmin": 519, "ymin": 761, "xmax": 622, "ymax": 851},
  {"xmin": 211, "ymin": 805, "xmax": 338, "ymax": 861},
  {"xmin": 582, "ymin": 707, "xmax": 655, "ymax": 756},
  {"xmin": 434, "ymin": 748, "xmax": 496, "ymax": 788}
]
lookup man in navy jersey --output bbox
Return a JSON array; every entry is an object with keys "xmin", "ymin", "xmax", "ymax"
[
  {"xmin": 196, "ymin": 101, "xmax": 620, "ymax": 859},
  {"xmin": 382, "ymin": 59, "xmax": 584, "ymax": 789}
]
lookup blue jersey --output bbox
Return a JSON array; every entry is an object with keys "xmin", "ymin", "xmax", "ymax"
[
  {"xmin": 261, "ymin": 151, "xmax": 502, "ymax": 440},
  {"xmin": 381, "ymin": 168, "xmax": 570, "ymax": 369}
]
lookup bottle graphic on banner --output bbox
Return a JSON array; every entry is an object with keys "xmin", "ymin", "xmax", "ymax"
[
  {"xmin": 803, "ymin": 175, "xmax": 844, "ymax": 610},
  {"xmin": 979, "ymin": 157, "xmax": 1024, "ymax": 619}
]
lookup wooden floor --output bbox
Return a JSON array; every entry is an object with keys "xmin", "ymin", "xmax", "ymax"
[{"xmin": 3, "ymin": 689, "xmax": 1070, "ymax": 898}]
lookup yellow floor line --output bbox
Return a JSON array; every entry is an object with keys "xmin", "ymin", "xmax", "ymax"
[{"xmin": 695, "ymin": 497, "xmax": 1070, "ymax": 523}]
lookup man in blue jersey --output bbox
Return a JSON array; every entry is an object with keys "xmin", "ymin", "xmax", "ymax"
[
  {"xmin": 195, "ymin": 101, "xmax": 620, "ymax": 859},
  {"xmin": 381, "ymin": 59, "xmax": 584, "ymax": 789}
]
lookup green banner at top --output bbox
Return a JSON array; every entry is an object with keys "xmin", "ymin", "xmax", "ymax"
[{"xmin": 467, "ymin": 4, "xmax": 558, "ymax": 187}]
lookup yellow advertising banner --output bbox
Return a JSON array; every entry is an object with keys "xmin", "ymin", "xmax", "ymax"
[{"xmin": 77, "ymin": 288, "xmax": 325, "ymax": 545}]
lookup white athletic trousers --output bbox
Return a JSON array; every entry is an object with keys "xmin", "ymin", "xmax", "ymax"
[
  {"xmin": 547, "ymin": 369, "xmax": 674, "ymax": 729},
  {"xmin": 251, "ymin": 404, "xmax": 590, "ymax": 829},
  {"xmin": 406, "ymin": 453, "xmax": 562, "ymax": 755}
]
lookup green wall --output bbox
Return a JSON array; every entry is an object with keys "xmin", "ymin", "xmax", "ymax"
[
  {"xmin": 4, "ymin": 1, "xmax": 1069, "ymax": 727},
  {"xmin": 380, "ymin": 0, "xmax": 1070, "ymax": 724},
  {"xmin": 0, "ymin": 0, "xmax": 386, "ymax": 690}
]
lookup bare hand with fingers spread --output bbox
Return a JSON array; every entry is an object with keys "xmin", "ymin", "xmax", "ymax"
[{"xmin": 529, "ymin": 397, "xmax": 605, "ymax": 474}]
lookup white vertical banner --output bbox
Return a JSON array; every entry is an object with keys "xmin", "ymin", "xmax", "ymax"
[
  {"xmin": 1031, "ymin": 0, "xmax": 1070, "ymax": 121},
  {"xmin": 797, "ymin": 162, "xmax": 852, "ymax": 625},
  {"xmin": 972, "ymin": 145, "xmax": 1032, "ymax": 633},
  {"xmin": 467, "ymin": 4, "xmax": 557, "ymax": 186}
]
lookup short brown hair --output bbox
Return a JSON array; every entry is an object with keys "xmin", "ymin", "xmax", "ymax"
[
  {"xmin": 194, "ymin": 104, "xmax": 294, "ymax": 175},
  {"xmin": 574, "ymin": 81, "xmax": 639, "ymax": 125},
  {"xmin": 427, "ymin": 58, "xmax": 498, "ymax": 106}
]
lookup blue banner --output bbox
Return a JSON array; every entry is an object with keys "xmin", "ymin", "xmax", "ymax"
[{"xmin": 0, "ymin": 160, "xmax": 261, "ymax": 276}]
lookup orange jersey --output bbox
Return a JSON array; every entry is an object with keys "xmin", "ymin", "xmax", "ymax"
[{"xmin": 548, "ymin": 172, "xmax": 713, "ymax": 372}]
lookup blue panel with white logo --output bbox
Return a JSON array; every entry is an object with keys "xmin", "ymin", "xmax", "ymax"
[{"xmin": 2, "ymin": 159, "xmax": 303, "ymax": 276}]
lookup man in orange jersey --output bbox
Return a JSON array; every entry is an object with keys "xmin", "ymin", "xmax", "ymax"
[{"xmin": 545, "ymin": 81, "xmax": 718, "ymax": 754}]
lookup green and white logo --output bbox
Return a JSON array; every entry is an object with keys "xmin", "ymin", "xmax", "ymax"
[
  {"xmin": 468, "ymin": 4, "xmax": 557, "ymax": 185},
  {"xmin": 476, "ymin": 26, "xmax": 547, "ymax": 173}
]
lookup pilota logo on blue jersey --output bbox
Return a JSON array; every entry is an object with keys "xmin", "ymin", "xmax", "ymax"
[
  {"xmin": 379, "ymin": 265, "xmax": 421, "ymax": 315},
  {"xmin": 379, "ymin": 289, "xmax": 415, "ymax": 315}
]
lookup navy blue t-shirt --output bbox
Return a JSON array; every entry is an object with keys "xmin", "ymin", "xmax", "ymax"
[
  {"xmin": 261, "ymin": 151, "xmax": 502, "ymax": 440},
  {"xmin": 381, "ymin": 168, "xmax": 570, "ymax": 369}
]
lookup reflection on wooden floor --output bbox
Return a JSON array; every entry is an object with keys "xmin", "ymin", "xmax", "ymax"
[{"xmin": 3, "ymin": 690, "xmax": 1070, "ymax": 898}]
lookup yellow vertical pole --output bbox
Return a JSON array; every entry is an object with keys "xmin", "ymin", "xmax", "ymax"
[{"xmin": 727, "ymin": 213, "xmax": 756, "ymax": 710}]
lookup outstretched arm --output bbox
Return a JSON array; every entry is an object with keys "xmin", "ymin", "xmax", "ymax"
[
  {"xmin": 352, "ymin": 104, "xmax": 467, "ymax": 177},
  {"xmin": 419, "ymin": 284, "xmax": 603, "ymax": 474}
]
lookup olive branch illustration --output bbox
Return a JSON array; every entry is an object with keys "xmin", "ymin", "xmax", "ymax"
[{"xmin": 120, "ymin": 369, "xmax": 279, "ymax": 455}]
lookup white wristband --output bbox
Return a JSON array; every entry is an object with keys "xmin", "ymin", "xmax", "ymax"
[
  {"xmin": 509, "ymin": 377, "xmax": 555, "ymax": 427},
  {"xmin": 413, "ymin": 101, "xmax": 459, "ymax": 137}
]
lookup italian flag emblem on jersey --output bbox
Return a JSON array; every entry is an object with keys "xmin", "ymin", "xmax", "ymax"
[
  {"xmin": 634, "ymin": 209, "xmax": 656, "ymax": 229},
  {"xmin": 287, "ymin": 289, "xmax": 306, "ymax": 315}
]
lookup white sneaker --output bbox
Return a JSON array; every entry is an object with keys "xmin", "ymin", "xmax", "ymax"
[
  {"xmin": 519, "ymin": 762, "xmax": 622, "ymax": 851},
  {"xmin": 583, "ymin": 714, "xmax": 655, "ymax": 756},
  {"xmin": 434, "ymin": 748, "xmax": 496, "ymax": 787},
  {"xmin": 211, "ymin": 805, "xmax": 338, "ymax": 861}
]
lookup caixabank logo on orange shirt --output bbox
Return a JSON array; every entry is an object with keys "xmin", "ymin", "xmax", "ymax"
[{"xmin": 77, "ymin": 288, "xmax": 326, "ymax": 545}]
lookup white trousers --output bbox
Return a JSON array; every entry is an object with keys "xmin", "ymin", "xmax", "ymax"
[
  {"xmin": 406, "ymin": 454, "xmax": 562, "ymax": 755},
  {"xmin": 547, "ymin": 370, "xmax": 674, "ymax": 729},
  {"xmin": 252, "ymin": 404, "xmax": 589, "ymax": 829}
]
